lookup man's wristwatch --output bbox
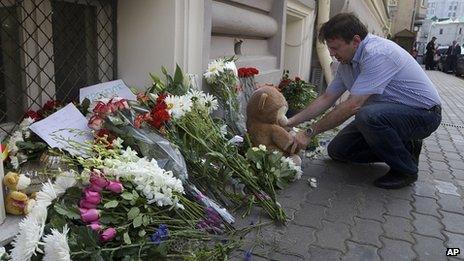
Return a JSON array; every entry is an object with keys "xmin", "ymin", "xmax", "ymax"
[{"xmin": 305, "ymin": 127, "xmax": 314, "ymax": 137}]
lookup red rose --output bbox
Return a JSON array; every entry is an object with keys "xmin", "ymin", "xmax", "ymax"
[
  {"xmin": 42, "ymin": 100, "xmax": 61, "ymax": 111},
  {"xmin": 88, "ymin": 115, "xmax": 104, "ymax": 130},
  {"xmin": 93, "ymin": 101, "xmax": 109, "ymax": 115},
  {"xmin": 278, "ymin": 79, "xmax": 292, "ymax": 90},
  {"xmin": 295, "ymin": 77, "xmax": 301, "ymax": 82},
  {"xmin": 24, "ymin": 110, "xmax": 41, "ymax": 121}
]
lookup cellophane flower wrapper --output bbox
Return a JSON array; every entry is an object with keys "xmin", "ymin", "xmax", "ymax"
[{"xmin": 103, "ymin": 109, "xmax": 235, "ymax": 224}]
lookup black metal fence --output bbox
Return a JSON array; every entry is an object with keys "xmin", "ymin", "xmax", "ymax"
[{"xmin": 0, "ymin": 0, "xmax": 117, "ymax": 140}]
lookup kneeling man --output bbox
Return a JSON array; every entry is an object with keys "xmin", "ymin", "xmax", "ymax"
[{"xmin": 287, "ymin": 13, "xmax": 442, "ymax": 189}]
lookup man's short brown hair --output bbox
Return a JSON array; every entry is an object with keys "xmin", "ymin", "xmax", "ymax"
[{"xmin": 318, "ymin": 13, "xmax": 368, "ymax": 43}]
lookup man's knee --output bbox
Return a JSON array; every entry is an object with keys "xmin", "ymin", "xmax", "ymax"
[
  {"xmin": 327, "ymin": 139, "xmax": 346, "ymax": 161},
  {"xmin": 355, "ymin": 106, "xmax": 375, "ymax": 127}
]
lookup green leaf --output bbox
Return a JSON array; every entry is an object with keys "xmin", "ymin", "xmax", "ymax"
[
  {"xmin": 132, "ymin": 190, "xmax": 139, "ymax": 201},
  {"xmin": 123, "ymin": 231, "xmax": 132, "ymax": 244},
  {"xmin": 127, "ymin": 207, "xmax": 140, "ymax": 220},
  {"xmin": 49, "ymin": 214, "xmax": 67, "ymax": 228},
  {"xmin": 161, "ymin": 66, "xmax": 168, "ymax": 76},
  {"xmin": 54, "ymin": 204, "xmax": 80, "ymax": 220},
  {"xmin": 121, "ymin": 192, "xmax": 133, "ymax": 201},
  {"xmin": 133, "ymin": 214, "xmax": 143, "ymax": 228},
  {"xmin": 142, "ymin": 215, "xmax": 150, "ymax": 226},
  {"xmin": 74, "ymin": 226, "xmax": 99, "ymax": 250},
  {"xmin": 138, "ymin": 229, "xmax": 146, "ymax": 237},
  {"xmin": 173, "ymin": 64, "xmax": 184, "ymax": 84},
  {"xmin": 103, "ymin": 200, "xmax": 119, "ymax": 209}
]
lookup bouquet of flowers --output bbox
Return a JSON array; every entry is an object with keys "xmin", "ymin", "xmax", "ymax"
[
  {"xmin": 204, "ymin": 57, "xmax": 246, "ymax": 136},
  {"xmin": 278, "ymin": 70, "xmax": 318, "ymax": 116},
  {"xmin": 5, "ymin": 117, "xmax": 47, "ymax": 170},
  {"xmin": 8, "ymin": 134, "xmax": 236, "ymax": 260},
  {"xmin": 86, "ymin": 96, "xmax": 235, "ymax": 224},
  {"xmin": 237, "ymin": 67, "xmax": 259, "ymax": 120},
  {"xmin": 245, "ymin": 145, "xmax": 302, "ymax": 190}
]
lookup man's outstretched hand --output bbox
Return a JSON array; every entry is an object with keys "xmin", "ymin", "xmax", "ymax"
[{"xmin": 290, "ymin": 131, "xmax": 311, "ymax": 154}]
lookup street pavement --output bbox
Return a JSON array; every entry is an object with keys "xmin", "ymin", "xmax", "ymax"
[{"xmin": 230, "ymin": 71, "xmax": 464, "ymax": 261}]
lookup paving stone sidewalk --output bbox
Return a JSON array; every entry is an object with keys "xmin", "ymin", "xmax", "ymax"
[{"xmin": 230, "ymin": 71, "xmax": 464, "ymax": 261}]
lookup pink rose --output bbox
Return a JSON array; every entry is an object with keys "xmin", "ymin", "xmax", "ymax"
[
  {"xmin": 83, "ymin": 188, "xmax": 102, "ymax": 205},
  {"xmin": 88, "ymin": 222, "xmax": 102, "ymax": 231},
  {"xmin": 106, "ymin": 180, "xmax": 124, "ymax": 194},
  {"xmin": 93, "ymin": 101, "xmax": 108, "ymax": 115},
  {"xmin": 79, "ymin": 198, "xmax": 97, "ymax": 209},
  {"xmin": 88, "ymin": 115, "xmax": 104, "ymax": 130},
  {"xmin": 80, "ymin": 208, "xmax": 100, "ymax": 223},
  {"xmin": 90, "ymin": 173, "xmax": 109, "ymax": 190},
  {"xmin": 100, "ymin": 227, "xmax": 117, "ymax": 242},
  {"xmin": 111, "ymin": 98, "xmax": 129, "ymax": 110}
]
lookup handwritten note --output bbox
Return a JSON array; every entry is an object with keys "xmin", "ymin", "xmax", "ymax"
[
  {"xmin": 79, "ymin": 79, "xmax": 137, "ymax": 103},
  {"xmin": 29, "ymin": 103, "xmax": 93, "ymax": 156}
]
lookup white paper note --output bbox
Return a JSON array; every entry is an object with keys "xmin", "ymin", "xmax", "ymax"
[
  {"xmin": 29, "ymin": 103, "xmax": 93, "ymax": 156},
  {"xmin": 79, "ymin": 79, "xmax": 137, "ymax": 103}
]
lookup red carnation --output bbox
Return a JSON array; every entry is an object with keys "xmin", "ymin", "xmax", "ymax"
[
  {"xmin": 150, "ymin": 108, "xmax": 170, "ymax": 129},
  {"xmin": 238, "ymin": 67, "xmax": 259, "ymax": 78}
]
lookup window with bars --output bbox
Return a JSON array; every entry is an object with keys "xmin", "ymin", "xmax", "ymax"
[{"xmin": 0, "ymin": 0, "xmax": 116, "ymax": 141}]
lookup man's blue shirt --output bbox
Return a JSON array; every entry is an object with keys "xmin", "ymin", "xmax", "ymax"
[{"xmin": 327, "ymin": 34, "xmax": 441, "ymax": 109}]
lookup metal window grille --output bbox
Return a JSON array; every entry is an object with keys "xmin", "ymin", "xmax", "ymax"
[{"xmin": 0, "ymin": 0, "xmax": 117, "ymax": 141}]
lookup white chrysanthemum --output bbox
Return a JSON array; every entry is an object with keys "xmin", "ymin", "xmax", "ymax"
[
  {"xmin": 19, "ymin": 117, "xmax": 35, "ymax": 131},
  {"xmin": 187, "ymin": 89, "xmax": 203, "ymax": 103},
  {"xmin": 43, "ymin": 225, "xmax": 71, "ymax": 261},
  {"xmin": 104, "ymin": 157, "xmax": 184, "ymax": 208},
  {"xmin": 204, "ymin": 59, "xmax": 225, "ymax": 79},
  {"xmin": 10, "ymin": 156, "xmax": 19, "ymax": 169},
  {"xmin": 53, "ymin": 172, "xmax": 77, "ymax": 195},
  {"xmin": 7, "ymin": 131, "xmax": 23, "ymax": 154},
  {"xmin": 258, "ymin": 144, "xmax": 267, "ymax": 151},
  {"xmin": 202, "ymin": 93, "xmax": 218, "ymax": 112},
  {"xmin": 224, "ymin": 61, "xmax": 238, "ymax": 77},
  {"xmin": 10, "ymin": 172, "xmax": 75, "ymax": 261},
  {"xmin": 16, "ymin": 174, "xmax": 31, "ymax": 190},
  {"xmin": 35, "ymin": 181, "xmax": 58, "ymax": 208},
  {"xmin": 165, "ymin": 95, "xmax": 192, "ymax": 119},
  {"xmin": 10, "ymin": 212, "xmax": 46, "ymax": 261}
]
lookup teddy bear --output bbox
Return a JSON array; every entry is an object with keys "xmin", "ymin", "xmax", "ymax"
[
  {"xmin": 246, "ymin": 85, "xmax": 302, "ymax": 165},
  {"xmin": 3, "ymin": 172, "xmax": 36, "ymax": 215}
]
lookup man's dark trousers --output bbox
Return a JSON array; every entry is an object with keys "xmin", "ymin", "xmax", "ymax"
[{"xmin": 327, "ymin": 102, "xmax": 442, "ymax": 176}]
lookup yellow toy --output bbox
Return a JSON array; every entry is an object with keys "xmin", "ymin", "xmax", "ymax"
[{"xmin": 3, "ymin": 172, "xmax": 35, "ymax": 215}]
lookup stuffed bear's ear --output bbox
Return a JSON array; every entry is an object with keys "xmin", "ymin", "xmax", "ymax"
[{"xmin": 259, "ymin": 93, "xmax": 268, "ymax": 111}]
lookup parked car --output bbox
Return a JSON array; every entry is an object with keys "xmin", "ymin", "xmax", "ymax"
[
  {"xmin": 454, "ymin": 48, "xmax": 464, "ymax": 76},
  {"xmin": 436, "ymin": 46, "xmax": 450, "ymax": 71}
]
